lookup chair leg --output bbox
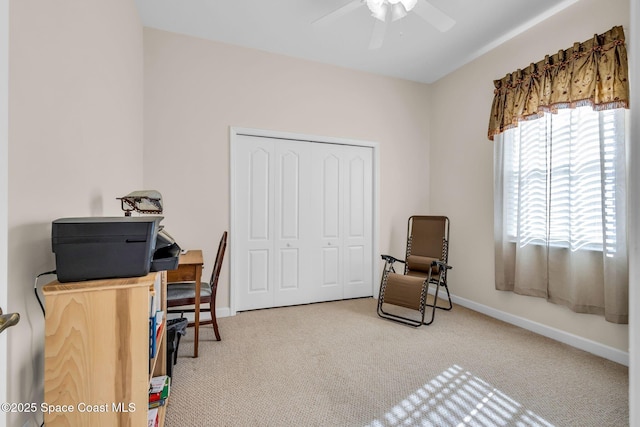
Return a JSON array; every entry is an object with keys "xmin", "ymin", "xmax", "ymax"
[
  {"xmin": 211, "ymin": 302, "xmax": 221, "ymax": 341},
  {"xmin": 174, "ymin": 314, "xmax": 185, "ymax": 365},
  {"xmin": 440, "ymin": 284, "xmax": 453, "ymax": 310},
  {"xmin": 425, "ymin": 283, "xmax": 453, "ymax": 311},
  {"xmin": 425, "ymin": 269, "xmax": 453, "ymax": 311},
  {"xmin": 377, "ymin": 303, "xmax": 424, "ymax": 327},
  {"xmin": 421, "ymin": 280, "xmax": 440, "ymax": 326}
]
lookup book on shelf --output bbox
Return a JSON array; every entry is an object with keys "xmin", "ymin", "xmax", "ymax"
[
  {"xmin": 149, "ymin": 315, "xmax": 157, "ymax": 358},
  {"xmin": 155, "ymin": 310, "xmax": 164, "ymax": 344},
  {"xmin": 155, "ymin": 321, "xmax": 164, "ymax": 346},
  {"xmin": 149, "ymin": 375, "xmax": 171, "ymax": 402},
  {"xmin": 153, "ymin": 273, "xmax": 162, "ymax": 305},
  {"xmin": 149, "ymin": 294, "xmax": 155, "ymax": 317},
  {"xmin": 149, "ymin": 273, "xmax": 162, "ymax": 317},
  {"xmin": 148, "ymin": 407, "xmax": 159, "ymax": 427},
  {"xmin": 148, "ymin": 398, "xmax": 166, "ymax": 409},
  {"xmin": 149, "ymin": 310, "xmax": 165, "ymax": 359}
]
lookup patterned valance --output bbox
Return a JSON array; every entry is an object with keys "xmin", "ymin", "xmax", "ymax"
[{"xmin": 487, "ymin": 26, "xmax": 629, "ymax": 141}]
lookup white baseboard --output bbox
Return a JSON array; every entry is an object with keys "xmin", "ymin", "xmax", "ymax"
[
  {"xmin": 451, "ymin": 294, "xmax": 629, "ymax": 366},
  {"xmin": 216, "ymin": 307, "xmax": 230, "ymax": 318}
]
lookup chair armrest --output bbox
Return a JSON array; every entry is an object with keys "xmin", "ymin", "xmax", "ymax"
[
  {"xmin": 381, "ymin": 255, "xmax": 405, "ymax": 264},
  {"xmin": 432, "ymin": 260, "xmax": 452, "ymax": 270}
]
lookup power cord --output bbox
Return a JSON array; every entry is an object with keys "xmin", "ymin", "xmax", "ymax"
[
  {"xmin": 32, "ymin": 270, "xmax": 56, "ymax": 427},
  {"xmin": 33, "ymin": 270, "xmax": 56, "ymax": 316}
]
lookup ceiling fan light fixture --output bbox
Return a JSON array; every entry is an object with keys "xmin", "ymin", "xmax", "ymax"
[
  {"xmin": 365, "ymin": 0, "xmax": 384, "ymax": 13},
  {"xmin": 368, "ymin": 2, "xmax": 388, "ymax": 21},
  {"xmin": 388, "ymin": 0, "xmax": 417, "ymax": 10},
  {"xmin": 366, "ymin": 0, "xmax": 417, "ymax": 22},
  {"xmin": 390, "ymin": 3, "xmax": 407, "ymax": 21},
  {"xmin": 399, "ymin": 0, "xmax": 418, "ymax": 12}
]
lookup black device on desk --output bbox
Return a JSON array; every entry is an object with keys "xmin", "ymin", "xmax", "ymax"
[{"xmin": 51, "ymin": 216, "xmax": 181, "ymax": 283}]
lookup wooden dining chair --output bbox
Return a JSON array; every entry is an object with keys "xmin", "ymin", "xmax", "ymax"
[{"xmin": 167, "ymin": 231, "xmax": 227, "ymax": 341}]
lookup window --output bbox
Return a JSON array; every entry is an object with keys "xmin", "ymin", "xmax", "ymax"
[
  {"xmin": 502, "ymin": 106, "xmax": 624, "ymax": 253},
  {"xmin": 489, "ymin": 26, "xmax": 629, "ymax": 322}
]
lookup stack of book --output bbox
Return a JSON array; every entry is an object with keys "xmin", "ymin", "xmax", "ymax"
[
  {"xmin": 147, "ymin": 375, "xmax": 170, "ymax": 427},
  {"xmin": 149, "ymin": 375, "xmax": 171, "ymax": 408}
]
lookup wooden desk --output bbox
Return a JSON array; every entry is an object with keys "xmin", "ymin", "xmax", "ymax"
[{"xmin": 167, "ymin": 250, "xmax": 204, "ymax": 358}]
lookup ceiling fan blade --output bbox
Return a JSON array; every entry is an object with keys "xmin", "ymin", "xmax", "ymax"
[
  {"xmin": 413, "ymin": 0, "xmax": 455, "ymax": 32},
  {"xmin": 313, "ymin": 0, "xmax": 364, "ymax": 27},
  {"xmin": 368, "ymin": 18, "xmax": 387, "ymax": 50}
]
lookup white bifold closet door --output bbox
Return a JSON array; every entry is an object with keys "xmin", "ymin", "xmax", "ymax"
[{"xmin": 234, "ymin": 134, "xmax": 373, "ymax": 311}]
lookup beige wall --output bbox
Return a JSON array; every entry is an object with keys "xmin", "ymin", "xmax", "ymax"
[
  {"xmin": 430, "ymin": 0, "xmax": 630, "ymax": 351},
  {"xmin": 143, "ymin": 28, "xmax": 432, "ymax": 310},
  {"xmin": 7, "ymin": 1, "xmax": 143, "ymax": 425}
]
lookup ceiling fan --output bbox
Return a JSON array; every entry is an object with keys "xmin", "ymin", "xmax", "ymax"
[{"xmin": 313, "ymin": 0, "xmax": 455, "ymax": 50}]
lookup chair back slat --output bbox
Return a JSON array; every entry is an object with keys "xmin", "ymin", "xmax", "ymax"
[{"xmin": 209, "ymin": 231, "xmax": 228, "ymax": 289}]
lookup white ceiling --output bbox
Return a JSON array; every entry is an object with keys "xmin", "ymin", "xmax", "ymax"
[{"xmin": 134, "ymin": 0, "xmax": 579, "ymax": 84}]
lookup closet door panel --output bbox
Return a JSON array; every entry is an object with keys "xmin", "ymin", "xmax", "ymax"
[
  {"xmin": 321, "ymin": 247, "xmax": 340, "ymax": 287},
  {"xmin": 249, "ymin": 149, "xmax": 270, "ymax": 239},
  {"xmin": 346, "ymin": 245, "xmax": 365, "ymax": 284},
  {"xmin": 348, "ymin": 156, "xmax": 365, "ymax": 238},
  {"xmin": 343, "ymin": 146, "xmax": 373, "ymax": 298},
  {"xmin": 235, "ymin": 135, "xmax": 275, "ymax": 311},
  {"xmin": 274, "ymin": 141, "xmax": 313, "ymax": 306},
  {"xmin": 278, "ymin": 248, "xmax": 299, "ymax": 290},
  {"xmin": 321, "ymin": 154, "xmax": 341, "ymax": 239},
  {"xmin": 312, "ymin": 145, "xmax": 344, "ymax": 302},
  {"xmin": 248, "ymin": 250, "xmax": 270, "ymax": 293},
  {"xmin": 279, "ymin": 150, "xmax": 300, "ymax": 240}
]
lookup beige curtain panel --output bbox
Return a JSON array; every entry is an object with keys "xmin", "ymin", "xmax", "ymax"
[{"xmin": 487, "ymin": 26, "xmax": 629, "ymax": 141}]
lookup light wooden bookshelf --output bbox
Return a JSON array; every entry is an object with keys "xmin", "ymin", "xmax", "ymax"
[{"xmin": 42, "ymin": 271, "xmax": 168, "ymax": 427}]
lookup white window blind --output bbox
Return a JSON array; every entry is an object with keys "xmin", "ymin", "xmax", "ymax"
[{"xmin": 504, "ymin": 107, "xmax": 623, "ymax": 253}]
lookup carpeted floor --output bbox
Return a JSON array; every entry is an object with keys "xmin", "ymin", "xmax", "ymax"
[{"xmin": 164, "ymin": 298, "xmax": 628, "ymax": 427}]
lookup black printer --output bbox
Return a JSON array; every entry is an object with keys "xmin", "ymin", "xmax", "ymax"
[{"xmin": 51, "ymin": 216, "xmax": 181, "ymax": 283}]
